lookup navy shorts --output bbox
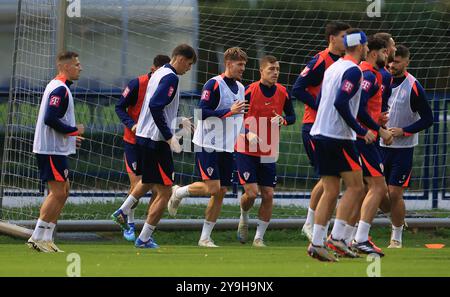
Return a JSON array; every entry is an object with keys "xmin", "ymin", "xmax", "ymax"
[
  {"xmin": 36, "ymin": 154, "xmax": 69, "ymax": 182},
  {"xmin": 382, "ymin": 147, "xmax": 414, "ymax": 187},
  {"xmin": 195, "ymin": 149, "xmax": 234, "ymax": 186},
  {"xmin": 356, "ymin": 138, "xmax": 384, "ymax": 177},
  {"xmin": 136, "ymin": 141, "xmax": 174, "ymax": 186},
  {"xmin": 302, "ymin": 123, "xmax": 315, "ymax": 167},
  {"xmin": 313, "ymin": 136, "xmax": 362, "ymax": 177},
  {"xmin": 235, "ymin": 152, "xmax": 277, "ymax": 188},
  {"xmin": 124, "ymin": 141, "xmax": 139, "ymax": 175}
]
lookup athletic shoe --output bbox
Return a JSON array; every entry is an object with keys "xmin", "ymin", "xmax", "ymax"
[
  {"xmin": 123, "ymin": 223, "xmax": 136, "ymax": 242},
  {"xmin": 326, "ymin": 235, "xmax": 360, "ymax": 258},
  {"xmin": 252, "ymin": 238, "xmax": 267, "ymax": 248},
  {"xmin": 352, "ymin": 240, "xmax": 384, "ymax": 257},
  {"xmin": 167, "ymin": 185, "xmax": 181, "ymax": 217},
  {"xmin": 388, "ymin": 239, "xmax": 402, "ymax": 248},
  {"xmin": 301, "ymin": 223, "xmax": 313, "ymax": 242},
  {"xmin": 111, "ymin": 209, "xmax": 130, "ymax": 231},
  {"xmin": 237, "ymin": 220, "xmax": 249, "ymax": 244},
  {"xmin": 26, "ymin": 238, "xmax": 51, "ymax": 253},
  {"xmin": 198, "ymin": 238, "xmax": 219, "ymax": 248},
  {"xmin": 135, "ymin": 237, "xmax": 159, "ymax": 249},
  {"xmin": 44, "ymin": 241, "xmax": 64, "ymax": 253},
  {"xmin": 307, "ymin": 243, "xmax": 339, "ymax": 262}
]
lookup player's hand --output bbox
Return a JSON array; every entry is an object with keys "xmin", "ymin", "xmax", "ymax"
[
  {"xmin": 271, "ymin": 112, "xmax": 285, "ymax": 126},
  {"xmin": 167, "ymin": 135, "xmax": 182, "ymax": 153},
  {"xmin": 131, "ymin": 124, "xmax": 138, "ymax": 133},
  {"xmin": 389, "ymin": 127, "xmax": 404, "ymax": 137},
  {"xmin": 363, "ymin": 130, "xmax": 376, "ymax": 144},
  {"xmin": 76, "ymin": 124, "xmax": 85, "ymax": 135},
  {"xmin": 378, "ymin": 111, "xmax": 389, "ymax": 126},
  {"xmin": 230, "ymin": 100, "xmax": 248, "ymax": 115},
  {"xmin": 76, "ymin": 136, "xmax": 84, "ymax": 149},
  {"xmin": 379, "ymin": 127, "xmax": 393, "ymax": 145},
  {"xmin": 246, "ymin": 131, "xmax": 261, "ymax": 145}
]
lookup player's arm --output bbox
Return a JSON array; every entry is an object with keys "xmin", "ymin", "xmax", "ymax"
[
  {"xmin": 149, "ymin": 73, "xmax": 179, "ymax": 141},
  {"xmin": 381, "ymin": 70, "xmax": 392, "ymax": 112},
  {"xmin": 291, "ymin": 56, "xmax": 324, "ymax": 110},
  {"xmin": 115, "ymin": 78, "xmax": 139, "ymax": 129},
  {"xmin": 198, "ymin": 79, "xmax": 236, "ymax": 119},
  {"xmin": 400, "ymin": 81, "xmax": 433, "ymax": 135},
  {"xmin": 281, "ymin": 91, "xmax": 296, "ymax": 125},
  {"xmin": 357, "ymin": 71, "xmax": 381, "ymax": 131},
  {"xmin": 44, "ymin": 86, "xmax": 79, "ymax": 136},
  {"xmin": 333, "ymin": 66, "xmax": 368, "ymax": 137}
]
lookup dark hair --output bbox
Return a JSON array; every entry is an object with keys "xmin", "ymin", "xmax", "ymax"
[
  {"xmin": 367, "ymin": 36, "xmax": 387, "ymax": 52},
  {"xmin": 172, "ymin": 44, "xmax": 197, "ymax": 63},
  {"xmin": 259, "ymin": 55, "xmax": 278, "ymax": 68},
  {"xmin": 224, "ymin": 47, "xmax": 248, "ymax": 62},
  {"xmin": 153, "ymin": 54, "xmax": 171, "ymax": 68},
  {"xmin": 325, "ymin": 21, "xmax": 351, "ymax": 43},
  {"xmin": 395, "ymin": 45, "xmax": 410, "ymax": 59},
  {"xmin": 373, "ymin": 32, "xmax": 393, "ymax": 44},
  {"xmin": 57, "ymin": 51, "xmax": 79, "ymax": 63}
]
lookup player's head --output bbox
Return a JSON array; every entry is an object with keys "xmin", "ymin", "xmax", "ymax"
[
  {"xmin": 325, "ymin": 21, "xmax": 351, "ymax": 54},
  {"xmin": 171, "ymin": 44, "xmax": 197, "ymax": 75},
  {"xmin": 366, "ymin": 36, "xmax": 388, "ymax": 68},
  {"xmin": 374, "ymin": 32, "xmax": 396, "ymax": 63},
  {"xmin": 224, "ymin": 47, "xmax": 248, "ymax": 80},
  {"xmin": 390, "ymin": 44, "xmax": 410, "ymax": 77},
  {"xmin": 57, "ymin": 51, "xmax": 82, "ymax": 81},
  {"xmin": 151, "ymin": 54, "xmax": 171, "ymax": 73},
  {"xmin": 344, "ymin": 28, "xmax": 368, "ymax": 62},
  {"xmin": 259, "ymin": 55, "xmax": 280, "ymax": 86}
]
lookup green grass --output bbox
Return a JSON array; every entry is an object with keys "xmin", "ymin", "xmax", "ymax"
[{"xmin": 1, "ymin": 228, "xmax": 450, "ymax": 276}]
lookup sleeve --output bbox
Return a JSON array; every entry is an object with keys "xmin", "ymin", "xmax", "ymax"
[
  {"xmin": 44, "ymin": 86, "xmax": 78, "ymax": 135},
  {"xmin": 381, "ymin": 70, "xmax": 392, "ymax": 112},
  {"xmin": 115, "ymin": 78, "xmax": 139, "ymax": 129},
  {"xmin": 333, "ymin": 66, "xmax": 367, "ymax": 136},
  {"xmin": 291, "ymin": 56, "xmax": 325, "ymax": 110},
  {"xmin": 282, "ymin": 91, "xmax": 296, "ymax": 125},
  {"xmin": 357, "ymin": 71, "xmax": 381, "ymax": 131},
  {"xmin": 402, "ymin": 81, "xmax": 433, "ymax": 135},
  {"xmin": 149, "ymin": 73, "xmax": 179, "ymax": 141},
  {"xmin": 198, "ymin": 79, "xmax": 232, "ymax": 119}
]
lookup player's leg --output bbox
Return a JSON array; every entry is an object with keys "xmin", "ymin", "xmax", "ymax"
[
  {"xmin": 123, "ymin": 142, "xmax": 141, "ymax": 241},
  {"xmin": 253, "ymin": 186, "xmax": 274, "ymax": 247},
  {"xmin": 388, "ymin": 185, "xmax": 406, "ymax": 248}
]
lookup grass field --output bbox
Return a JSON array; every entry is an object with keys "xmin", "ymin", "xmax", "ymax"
[{"xmin": 1, "ymin": 227, "xmax": 450, "ymax": 277}]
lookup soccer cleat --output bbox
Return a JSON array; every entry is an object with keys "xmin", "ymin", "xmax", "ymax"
[
  {"xmin": 307, "ymin": 243, "xmax": 339, "ymax": 262},
  {"xmin": 237, "ymin": 220, "xmax": 249, "ymax": 244},
  {"xmin": 326, "ymin": 236, "xmax": 360, "ymax": 258},
  {"xmin": 352, "ymin": 240, "xmax": 384, "ymax": 257},
  {"xmin": 123, "ymin": 223, "xmax": 136, "ymax": 242},
  {"xmin": 388, "ymin": 239, "xmax": 402, "ymax": 249},
  {"xmin": 111, "ymin": 209, "xmax": 130, "ymax": 231},
  {"xmin": 198, "ymin": 238, "xmax": 219, "ymax": 248},
  {"xmin": 26, "ymin": 238, "xmax": 51, "ymax": 253},
  {"xmin": 167, "ymin": 185, "xmax": 182, "ymax": 217},
  {"xmin": 301, "ymin": 223, "xmax": 313, "ymax": 242},
  {"xmin": 135, "ymin": 237, "xmax": 159, "ymax": 249},
  {"xmin": 252, "ymin": 238, "xmax": 267, "ymax": 248},
  {"xmin": 44, "ymin": 241, "xmax": 65, "ymax": 253}
]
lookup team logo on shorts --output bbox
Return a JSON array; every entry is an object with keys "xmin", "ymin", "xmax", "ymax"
[
  {"xmin": 64, "ymin": 169, "xmax": 69, "ymax": 178},
  {"xmin": 243, "ymin": 171, "xmax": 250, "ymax": 181},
  {"xmin": 132, "ymin": 162, "xmax": 137, "ymax": 171},
  {"xmin": 172, "ymin": 172, "xmax": 175, "ymax": 181},
  {"xmin": 207, "ymin": 167, "xmax": 214, "ymax": 176},
  {"xmin": 379, "ymin": 163, "xmax": 384, "ymax": 173}
]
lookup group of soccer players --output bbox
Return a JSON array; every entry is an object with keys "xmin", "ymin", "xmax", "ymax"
[{"xmin": 28, "ymin": 22, "xmax": 433, "ymax": 260}]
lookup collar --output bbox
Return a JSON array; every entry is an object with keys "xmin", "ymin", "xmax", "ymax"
[
  {"xmin": 342, "ymin": 54, "xmax": 359, "ymax": 65},
  {"xmin": 359, "ymin": 61, "xmax": 378, "ymax": 72},
  {"xmin": 221, "ymin": 73, "xmax": 236, "ymax": 83},
  {"xmin": 54, "ymin": 74, "xmax": 73, "ymax": 87},
  {"xmin": 165, "ymin": 63, "xmax": 178, "ymax": 75},
  {"xmin": 259, "ymin": 80, "xmax": 276, "ymax": 90}
]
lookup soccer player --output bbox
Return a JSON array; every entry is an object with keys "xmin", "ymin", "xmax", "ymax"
[
  {"xmin": 380, "ymin": 45, "xmax": 433, "ymax": 248},
  {"xmin": 350, "ymin": 36, "xmax": 394, "ymax": 256},
  {"xmin": 291, "ymin": 21, "xmax": 351, "ymax": 241},
  {"xmin": 111, "ymin": 44, "xmax": 197, "ymax": 248},
  {"xmin": 115, "ymin": 54, "xmax": 171, "ymax": 241},
  {"xmin": 167, "ymin": 47, "xmax": 248, "ymax": 247},
  {"xmin": 308, "ymin": 29, "xmax": 375, "ymax": 261},
  {"xmin": 29, "ymin": 51, "xmax": 84, "ymax": 252},
  {"xmin": 235, "ymin": 55, "xmax": 296, "ymax": 247}
]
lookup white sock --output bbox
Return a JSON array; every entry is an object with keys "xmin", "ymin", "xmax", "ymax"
[
  {"xmin": 351, "ymin": 223, "xmax": 358, "ymax": 242},
  {"xmin": 323, "ymin": 220, "xmax": 331, "ymax": 241},
  {"xmin": 254, "ymin": 219, "xmax": 269, "ymax": 241},
  {"xmin": 138, "ymin": 223, "xmax": 156, "ymax": 242},
  {"xmin": 31, "ymin": 219, "xmax": 48, "ymax": 241},
  {"xmin": 43, "ymin": 222, "xmax": 56, "ymax": 242},
  {"xmin": 343, "ymin": 224, "xmax": 356, "ymax": 245},
  {"xmin": 128, "ymin": 209, "xmax": 135, "ymax": 224},
  {"xmin": 312, "ymin": 224, "xmax": 326, "ymax": 246},
  {"xmin": 175, "ymin": 185, "xmax": 190, "ymax": 199},
  {"xmin": 355, "ymin": 221, "xmax": 371, "ymax": 243},
  {"xmin": 331, "ymin": 219, "xmax": 347, "ymax": 241},
  {"xmin": 120, "ymin": 195, "xmax": 138, "ymax": 215},
  {"xmin": 305, "ymin": 207, "xmax": 315, "ymax": 226},
  {"xmin": 200, "ymin": 220, "xmax": 216, "ymax": 241},
  {"xmin": 240, "ymin": 208, "xmax": 249, "ymax": 223},
  {"xmin": 391, "ymin": 225, "xmax": 403, "ymax": 242}
]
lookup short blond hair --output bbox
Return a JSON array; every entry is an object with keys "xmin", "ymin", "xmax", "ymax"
[{"xmin": 224, "ymin": 47, "xmax": 248, "ymax": 62}]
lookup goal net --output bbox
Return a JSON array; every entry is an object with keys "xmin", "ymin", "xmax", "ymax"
[{"xmin": 1, "ymin": 0, "xmax": 449, "ymax": 225}]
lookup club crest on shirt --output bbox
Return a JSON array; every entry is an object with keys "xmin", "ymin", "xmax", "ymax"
[
  {"xmin": 243, "ymin": 171, "xmax": 250, "ymax": 180},
  {"xmin": 122, "ymin": 87, "xmax": 130, "ymax": 98},
  {"xmin": 207, "ymin": 167, "xmax": 214, "ymax": 176},
  {"xmin": 49, "ymin": 95, "xmax": 61, "ymax": 107},
  {"xmin": 64, "ymin": 169, "xmax": 69, "ymax": 178},
  {"xmin": 361, "ymin": 79, "xmax": 372, "ymax": 92},
  {"xmin": 300, "ymin": 66, "xmax": 310, "ymax": 77},
  {"xmin": 201, "ymin": 90, "xmax": 211, "ymax": 101},
  {"xmin": 168, "ymin": 86, "xmax": 175, "ymax": 97},
  {"xmin": 342, "ymin": 80, "xmax": 354, "ymax": 94}
]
